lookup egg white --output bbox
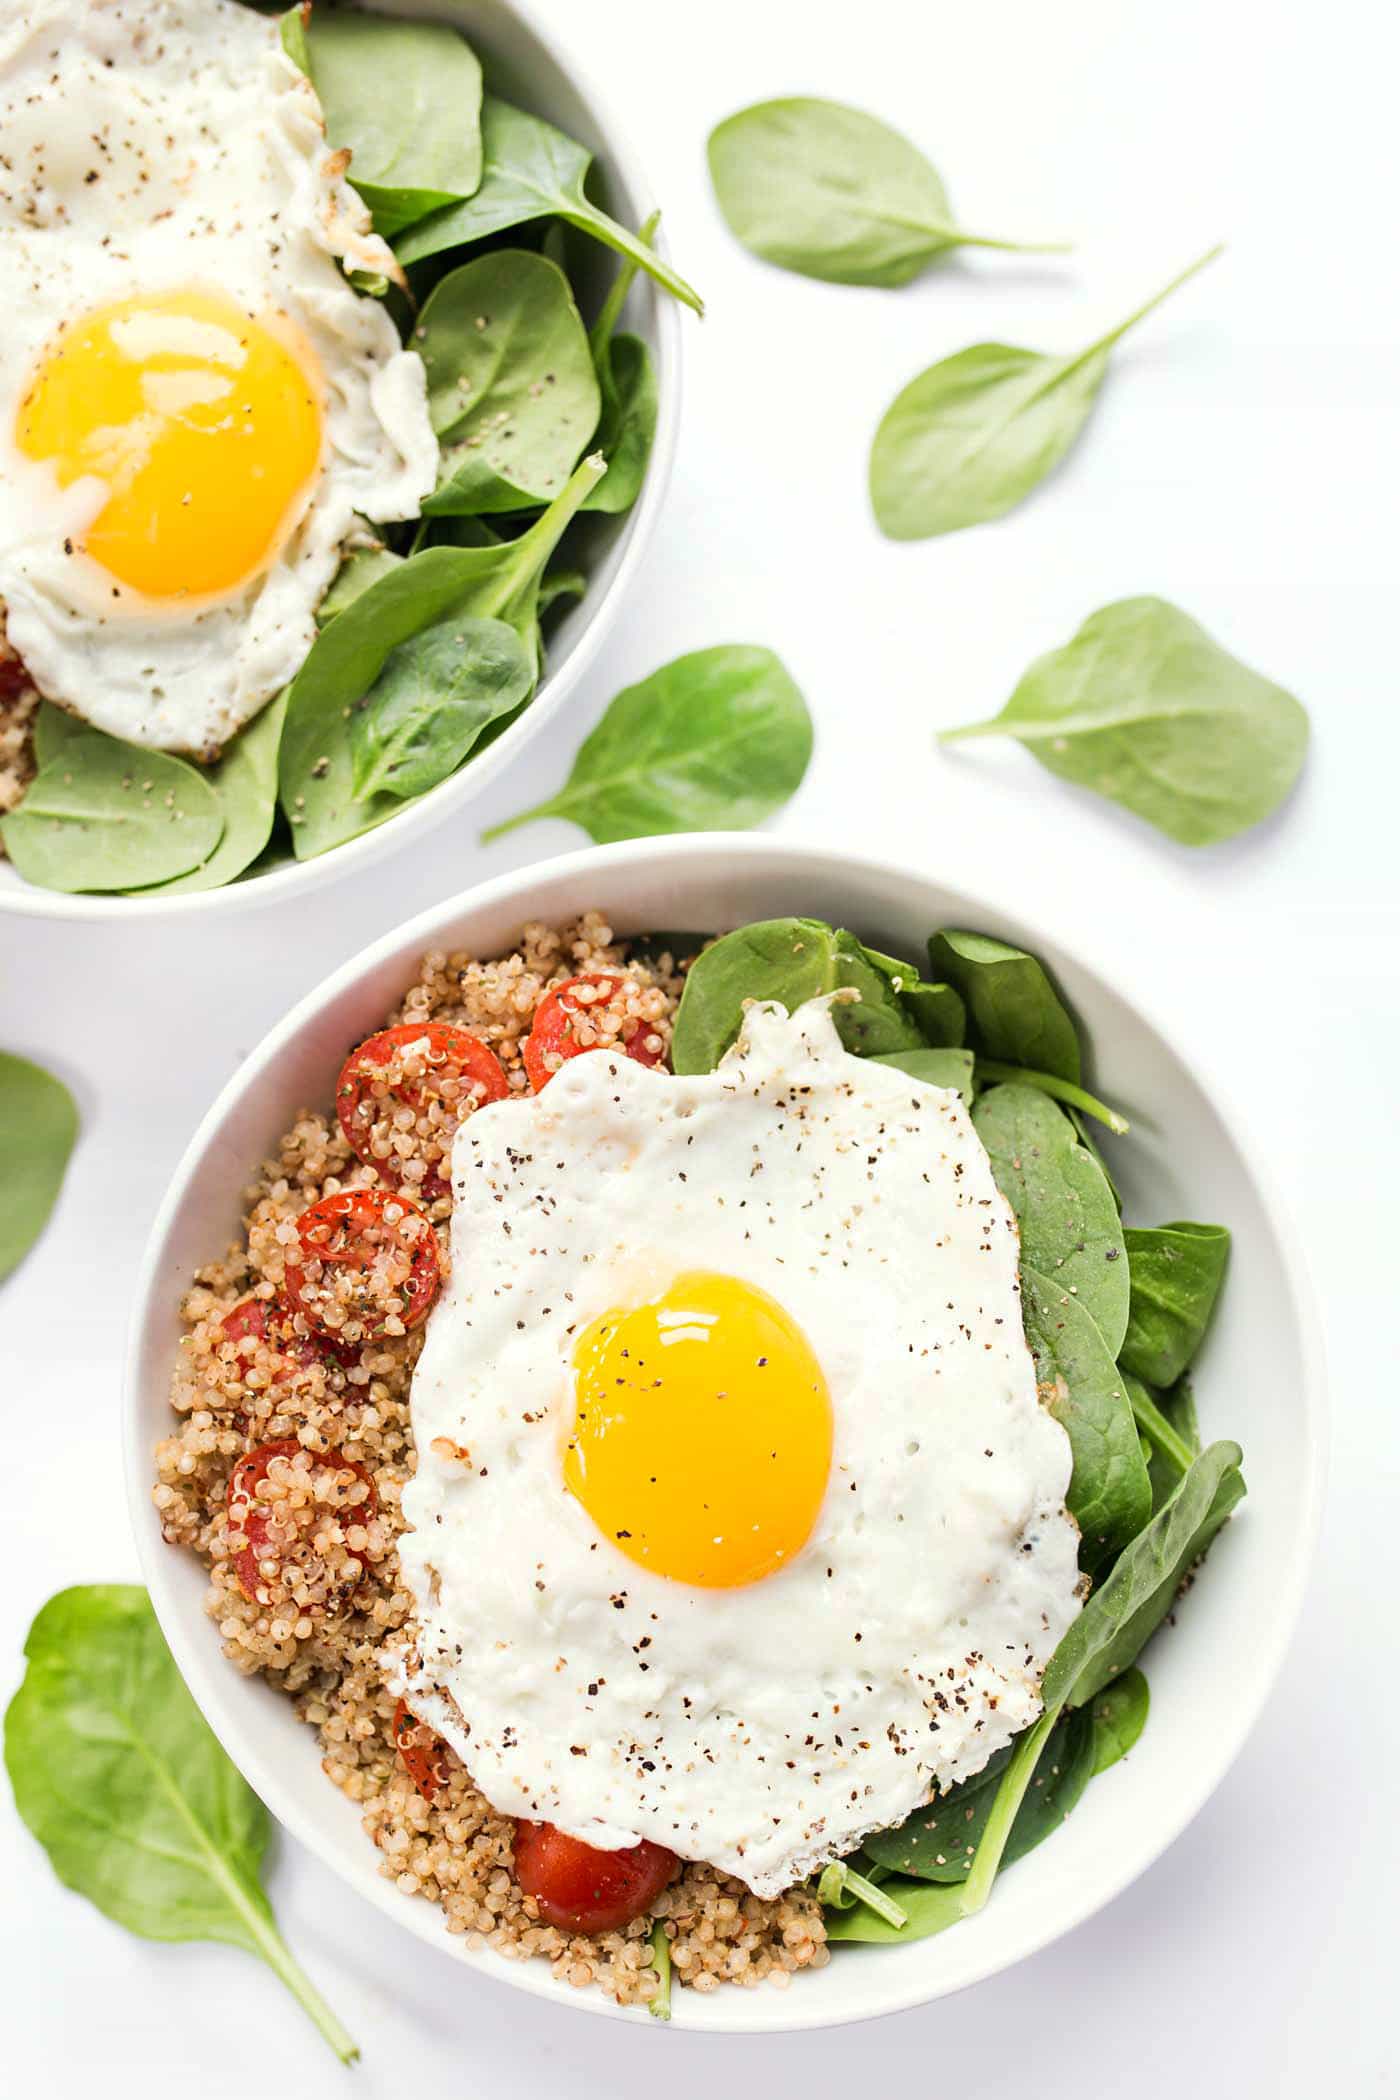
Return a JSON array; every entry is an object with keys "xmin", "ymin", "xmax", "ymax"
[
  {"xmin": 397, "ymin": 998, "xmax": 1083, "ymax": 1898},
  {"xmin": 0, "ymin": 0, "xmax": 437, "ymax": 754}
]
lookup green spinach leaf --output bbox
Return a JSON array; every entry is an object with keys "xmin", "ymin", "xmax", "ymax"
[
  {"xmin": 419, "ymin": 250, "xmax": 600, "ymax": 516},
  {"xmin": 350, "ymin": 615, "xmax": 533, "ymax": 801},
  {"xmin": 1020, "ymin": 1265, "xmax": 1152, "ymax": 1567},
  {"xmin": 977, "ymin": 1060, "xmax": 1128, "ymax": 1136},
  {"xmin": 0, "ymin": 1052, "xmax": 78, "ymax": 1282},
  {"xmin": 870, "ymin": 245, "xmax": 1220, "ymax": 537},
  {"xmin": 1120, "ymin": 1220, "xmax": 1231, "ymax": 1384},
  {"xmin": 5, "ymin": 1585, "xmax": 356, "ymax": 2061},
  {"xmin": 1041, "ymin": 1441, "xmax": 1246, "ymax": 1710},
  {"xmin": 396, "ymin": 97, "xmax": 703, "ymax": 315},
  {"xmin": 973, "ymin": 1084, "xmax": 1129, "ymax": 1355},
  {"xmin": 1089, "ymin": 1666, "xmax": 1150, "ymax": 1774},
  {"xmin": 278, "ymin": 451, "xmax": 602, "ymax": 857},
  {"xmin": 581, "ymin": 215, "xmax": 661, "ymax": 515},
  {"xmin": 1, "ymin": 736, "xmax": 224, "ymax": 893},
  {"xmin": 707, "ymin": 98, "xmax": 1065, "ymax": 287},
  {"xmin": 942, "ymin": 597, "xmax": 1309, "ymax": 845},
  {"xmin": 33, "ymin": 701, "xmax": 81, "ymax": 768},
  {"xmin": 870, "ymin": 1046, "xmax": 976, "ymax": 1106},
  {"xmin": 928, "ymin": 929, "xmax": 1081, "ymax": 1082},
  {"xmin": 289, "ymin": 8, "xmax": 483, "ymax": 239},
  {"xmin": 1124, "ymin": 1371, "xmax": 1197, "ymax": 1485},
  {"xmin": 317, "ymin": 545, "xmax": 404, "ymax": 623},
  {"xmin": 1146, "ymin": 1375, "xmax": 1201, "ymax": 1509},
  {"xmin": 143, "ymin": 694, "xmax": 288, "ymax": 896},
  {"xmin": 482, "ymin": 643, "xmax": 812, "ymax": 846}
]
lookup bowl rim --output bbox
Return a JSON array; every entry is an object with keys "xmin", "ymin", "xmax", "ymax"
[
  {"xmin": 0, "ymin": 0, "xmax": 682, "ymax": 924},
  {"xmin": 122, "ymin": 833, "xmax": 1329, "ymax": 2032}
]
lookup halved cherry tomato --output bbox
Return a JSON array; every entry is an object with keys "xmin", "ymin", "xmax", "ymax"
[
  {"xmin": 283, "ymin": 1187, "xmax": 439, "ymax": 1342},
  {"xmin": 0, "ymin": 651, "xmax": 32, "ymax": 702},
  {"xmin": 219, "ymin": 1295, "xmax": 361, "ymax": 1376},
  {"xmin": 226, "ymin": 1439, "xmax": 378, "ymax": 1604},
  {"xmin": 512, "ymin": 1820, "xmax": 677, "ymax": 1933},
  {"xmin": 392, "ymin": 1697, "xmax": 456, "ymax": 1804},
  {"xmin": 522, "ymin": 974, "xmax": 667, "ymax": 1093},
  {"xmin": 336, "ymin": 1023, "xmax": 509, "ymax": 1199}
]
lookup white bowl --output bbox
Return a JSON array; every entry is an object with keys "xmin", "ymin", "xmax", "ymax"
[
  {"xmin": 0, "ymin": 0, "xmax": 681, "ymax": 923},
  {"xmin": 123, "ymin": 836, "xmax": 1326, "ymax": 2030}
]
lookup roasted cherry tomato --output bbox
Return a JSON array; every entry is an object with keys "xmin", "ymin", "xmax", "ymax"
[
  {"xmin": 522, "ymin": 974, "xmax": 667, "ymax": 1094},
  {"xmin": 392, "ymin": 1697, "xmax": 456, "ymax": 1804},
  {"xmin": 226, "ymin": 1439, "xmax": 378, "ymax": 1604},
  {"xmin": 283, "ymin": 1187, "xmax": 440, "ymax": 1342},
  {"xmin": 512, "ymin": 1820, "xmax": 677, "ymax": 1934},
  {"xmin": 336, "ymin": 1023, "xmax": 509, "ymax": 1199},
  {"xmin": 219, "ymin": 1294, "xmax": 361, "ymax": 1375},
  {"xmin": 0, "ymin": 650, "xmax": 32, "ymax": 702}
]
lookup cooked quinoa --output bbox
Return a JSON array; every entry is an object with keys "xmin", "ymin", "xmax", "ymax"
[{"xmin": 154, "ymin": 913, "xmax": 828, "ymax": 2006}]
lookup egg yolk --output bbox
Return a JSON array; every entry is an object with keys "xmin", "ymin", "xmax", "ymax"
[
  {"xmin": 564, "ymin": 1271, "xmax": 833, "ymax": 1589},
  {"xmin": 15, "ymin": 287, "xmax": 323, "ymax": 601}
]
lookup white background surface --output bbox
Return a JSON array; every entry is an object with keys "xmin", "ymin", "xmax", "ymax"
[{"xmin": 4, "ymin": 0, "xmax": 1397, "ymax": 2091}]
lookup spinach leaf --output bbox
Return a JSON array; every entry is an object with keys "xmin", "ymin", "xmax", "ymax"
[
  {"xmin": 1124, "ymin": 1371, "xmax": 1197, "ymax": 1484},
  {"xmin": 860, "ymin": 1743, "xmax": 1015, "ymax": 1882},
  {"xmin": 143, "ymin": 694, "xmax": 288, "ymax": 896},
  {"xmin": 871, "ymin": 1046, "xmax": 977, "ymax": 1106},
  {"xmin": 671, "ymin": 917, "xmax": 936, "ymax": 1073},
  {"xmin": 290, "ymin": 8, "xmax": 483, "ymax": 239},
  {"xmin": 1146, "ymin": 1376, "xmax": 1201, "ymax": 1509},
  {"xmin": 928, "ymin": 929, "xmax": 1081, "ymax": 1082},
  {"xmin": 419, "ymin": 251, "xmax": 600, "ymax": 516},
  {"xmin": 1020, "ymin": 1265, "xmax": 1152, "ymax": 1567},
  {"xmin": 482, "ymin": 643, "xmax": 812, "ymax": 846},
  {"xmin": 581, "ymin": 216, "xmax": 661, "ymax": 515},
  {"xmin": 977, "ymin": 1060, "xmax": 1128, "ymax": 1136},
  {"xmin": 1, "ymin": 736, "xmax": 224, "ymax": 893},
  {"xmin": 33, "ymin": 701, "xmax": 81, "ymax": 768},
  {"xmin": 396, "ymin": 97, "xmax": 703, "ymax": 316},
  {"xmin": 5, "ymin": 1585, "xmax": 356, "ymax": 2061},
  {"xmin": 706, "ymin": 98, "xmax": 1065, "ymax": 287},
  {"xmin": 538, "ymin": 566, "xmax": 587, "ymax": 614},
  {"xmin": 1089, "ymin": 1666, "xmax": 1150, "ymax": 1774},
  {"xmin": 278, "ymin": 452, "xmax": 602, "ymax": 858},
  {"xmin": 350, "ymin": 615, "xmax": 533, "ymax": 801},
  {"xmin": 1041, "ymin": 1441, "xmax": 1246, "ymax": 1710},
  {"xmin": 870, "ymin": 245, "xmax": 1221, "ymax": 538},
  {"xmin": 973, "ymin": 1084, "xmax": 1129, "ymax": 1355},
  {"xmin": 1120, "ymin": 1220, "xmax": 1231, "ymax": 1384},
  {"xmin": 0, "ymin": 1052, "xmax": 78, "ymax": 1282},
  {"xmin": 942, "ymin": 597, "xmax": 1309, "ymax": 845},
  {"xmin": 317, "ymin": 545, "xmax": 404, "ymax": 622}
]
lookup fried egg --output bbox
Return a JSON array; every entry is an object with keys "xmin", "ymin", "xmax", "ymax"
[
  {"xmin": 0, "ymin": 0, "xmax": 437, "ymax": 754},
  {"xmin": 397, "ymin": 997, "xmax": 1083, "ymax": 1897}
]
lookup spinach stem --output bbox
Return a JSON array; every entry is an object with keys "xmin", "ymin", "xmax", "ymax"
[
  {"xmin": 1094, "ymin": 241, "xmax": 1226, "ymax": 352},
  {"xmin": 647, "ymin": 1919, "xmax": 673, "ymax": 2021},
  {"xmin": 1128, "ymin": 1384, "xmax": 1196, "ymax": 1476},
  {"xmin": 974, "ymin": 1059, "xmax": 1130, "ymax": 1136},
  {"xmin": 840, "ymin": 1865, "xmax": 910, "ymax": 1929},
  {"xmin": 590, "ymin": 211, "xmax": 660, "ymax": 356},
  {"xmin": 248, "ymin": 1911, "xmax": 361, "ymax": 2065},
  {"xmin": 960, "ymin": 1705, "xmax": 1060, "ymax": 1916},
  {"xmin": 566, "ymin": 202, "xmax": 704, "ymax": 314}
]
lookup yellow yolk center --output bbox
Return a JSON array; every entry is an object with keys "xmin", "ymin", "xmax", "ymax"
[
  {"xmin": 16, "ymin": 287, "xmax": 323, "ymax": 601},
  {"xmin": 564, "ymin": 1271, "xmax": 833, "ymax": 1589}
]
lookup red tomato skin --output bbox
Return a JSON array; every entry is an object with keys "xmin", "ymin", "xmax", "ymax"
[
  {"xmin": 219, "ymin": 1295, "xmax": 361, "ymax": 1375},
  {"xmin": 226, "ymin": 1440, "xmax": 377, "ymax": 1604},
  {"xmin": 512, "ymin": 1820, "xmax": 677, "ymax": 1933},
  {"xmin": 523, "ymin": 975, "xmax": 667, "ymax": 1093},
  {"xmin": 336, "ymin": 1023, "xmax": 509, "ymax": 1196},
  {"xmin": 282, "ymin": 1187, "xmax": 440, "ymax": 1341},
  {"xmin": 392, "ymin": 1697, "xmax": 456, "ymax": 1804}
]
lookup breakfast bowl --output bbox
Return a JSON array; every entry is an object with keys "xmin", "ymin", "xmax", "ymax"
[
  {"xmin": 123, "ymin": 835, "xmax": 1325, "ymax": 2030},
  {"xmin": 0, "ymin": 0, "xmax": 683, "ymax": 921}
]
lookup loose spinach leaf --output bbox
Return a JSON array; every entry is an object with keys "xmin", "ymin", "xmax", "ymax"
[
  {"xmin": 1120, "ymin": 1221, "xmax": 1231, "ymax": 1385},
  {"xmin": 419, "ymin": 251, "xmax": 600, "ymax": 516},
  {"xmin": 1089, "ymin": 1666, "xmax": 1150, "ymax": 1774},
  {"xmin": 350, "ymin": 615, "xmax": 533, "ymax": 801},
  {"xmin": 706, "ymin": 98, "xmax": 1065, "ymax": 287},
  {"xmin": 581, "ymin": 216, "xmax": 661, "ymax": 515},
  {"xmin": 288, "ymin": 7, "xmax": 483, "ymax": 239},
  {"xmin": 278, "ymin": 452, "xmax": 603, "ymax": 857},
  {"xmin": 870, "ymin": 245, "xmax": 1221, "ymax": 538},
  {"xmin": 0, "ymin": 1052, "xmax": 78, "ymax": 1282},
  {"xmin": 143, "ymin": 694, "xmax": 288, "ymax": 896},
  {"xmin": 973, "ymin": 1083, "xmax": 1129, "ymax": 1355},
  {"xmin": 942, "ymin": 597, "xmax": 1309, "ymax": 845},
  {"xmin": 33, "ymin": 701, "xmax": 82, "ymax": 769},
  {"xmin": 5, "ymin": 1585, "xmax": 356, "ymax": 2061},
  {"xmin": 671, "ymin": 917, "xmax": 937, "ymax": 1073},
  {"xmin": 1020, "ymin": 1265, "xmax": 1152, "ymax": 1567},
  {"xmin": 396, "ymin": 97, "xmax": 703, "ymax": 315},
  {"xmin": 871, "ymin": 1046, "xmax": 977, "ymax": 1105},
  {"xmin": 928, "ymin": 929, "xmax": 1081, "ymax": 1082},
  {"xmin": 1041, "ymin": 1441, "xmax": 1246, "ymax": 1710},
  {"xmin": 482, "ymin": 643, "xmax": 812, "ymax": 846},
  {"xmin": 1, "ymin": 736, "xmax": 224, "ymax": 893}
]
